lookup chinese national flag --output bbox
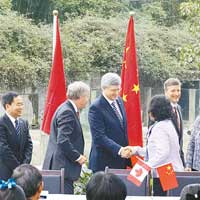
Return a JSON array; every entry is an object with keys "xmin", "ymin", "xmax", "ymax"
[
  {"xmin": 128, "ymin": 157, "xmax": 151, "ymax": 187},
  {"xmin": 41, "ymin": 13, "xmax": 67, "ymax": 134},
  {"xmin": 156, "ymin": 163, "xmax": 178, "ymax": 191},
  {"xmin": 120, "ymin": 16, "xmax": 143, "ymax": 165}
]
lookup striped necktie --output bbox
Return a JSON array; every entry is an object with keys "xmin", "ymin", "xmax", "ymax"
[
  {"xmin": 111, "ymin": 101, "xmax": 123, "ymax": 128},
  {"xmin": 15, "ymin": 119, "xmax": 20, "ymax": 136}
]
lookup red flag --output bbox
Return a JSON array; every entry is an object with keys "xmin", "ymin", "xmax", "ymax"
[
  {"xmin": 156, "ymin": 163, "xmax": 178, "ymax": 191},
  {"xmin": 120, "ymin": 16, "xmax": 143, "ymax": 164},
  {"xmin": 128, "ymin": 157, "xmax": 151, "ymax": 187},
  {"xmin": 41, "ymin": 13, "xmax": 67, "ymax": 134}
]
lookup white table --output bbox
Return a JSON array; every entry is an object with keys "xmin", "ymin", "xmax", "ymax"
[{"xmin": 42, "ymin": 195, "xmax": 180, "ymax": 200}]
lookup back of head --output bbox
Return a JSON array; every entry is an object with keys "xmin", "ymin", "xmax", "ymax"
[
  {"xmin": 180, "ymin": 184, "xmax": 200, "ymax": 200},
  {"xmin": 148, "ymin": 94, "xmax": 172, "ymax": 121},
  {"xmin": 101, "ymin": 73, "xmax": 121, "ymax": 90},
  {"xmin": 67, "ymin": 81, "xmax": 90, "ymax": 100},
  {"xmin": 0, "ymin": 179, "xmax": 26, "ymax": 200},
  {"xmin": 164, "ymin": 78, "xmax": 181, "ymax": 91},
  {"xmin": 86, "ymin": 172, "xmax": 127, "ymax": 200},
  {"xmin": 12, "ymin": 164, "xmax": 42, "ymax": 199}
]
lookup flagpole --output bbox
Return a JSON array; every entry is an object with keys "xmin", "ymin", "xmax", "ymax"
[
  {"xmin": 151, "ymin": 169, "xmax": 154, "ymax": 199},
  {"xmin": 52, "ymin": 10, "xmax": 58, "ymax": 60}
]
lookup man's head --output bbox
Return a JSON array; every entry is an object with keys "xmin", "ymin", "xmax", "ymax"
[
  {"xmin": 67, "ymin": 81, "xmax": 90, "ymax": 110},
  {"xmin": 164, "ymin": 78, "xmax": 181, "ymax": 104},
  {"xmin": 86, "ymin": 172, "xmax": 127, "ymax": 200},
  {"xmin": 101, "ymin": 73, "xmax": 121, "ymax": 101},
  {"xmin": 12, "ymin": 164, "xmax": 43, "ymax": 200},
  {"xmin": 1, "ymin": 92, "xmax": 24, "ymax": 119}
]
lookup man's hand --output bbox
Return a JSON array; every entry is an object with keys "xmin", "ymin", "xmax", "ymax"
[
  {"xmin": 120, "ymin": 146, "xmax": 132, "ymax": 158},
  {"xmin": 77, "ymin": 155, "xmax": 87, "ymax": 165}
]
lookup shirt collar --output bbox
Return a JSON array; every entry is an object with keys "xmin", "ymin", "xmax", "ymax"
[
  {"xmin": 171, "ymin": 103, "xmax": 178, "ymax": 108},
  {"xmin": 6, "ymin": 112, "xmax": 17, "ymax": 127},
  {"xmin": 68, "ymin": 99, "xmax": 78, "ymax": 112},
  {"xmin": 102, "ymin": 92, "xmax": 117, "ymax": 105}
]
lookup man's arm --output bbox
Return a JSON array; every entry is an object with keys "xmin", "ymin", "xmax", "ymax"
[
  {"xmin": 22, "ymin": 120, "xmax": 33, "ymax": 164},
  {"xmin": 0, "ymin": 123, "xmax": 20, "ymax": 170}
]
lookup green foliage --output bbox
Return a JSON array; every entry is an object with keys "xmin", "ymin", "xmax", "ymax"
[
  {"xmin": 179, "ymin": 1, "xmax": 200, "ymax": 69},
  {"xmin": 141, "ymin": 0, "xmax": 186, "ymax": 26},
  {"xmin": 11, "ymin": 0, "xmax": 129, "ymax": 23},
  {"xmin": 74, "ymin": 164, "xmax": 92, "ymax": 195},
  {"xmin": 61, "ymin": 16, "xmax": 127, "ymax": 80},
  {"xmin": 0, "ymin": 11, "xmax": 52, "ymax": 91},
  {"xmin": 0, "ymin": 0, "xmax": 11, "ymax": 12}
]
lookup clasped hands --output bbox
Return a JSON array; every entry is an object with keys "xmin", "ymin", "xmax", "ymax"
[{"xmin": 120, "ymin": 146, "xmax": 136, "ymax": 159}]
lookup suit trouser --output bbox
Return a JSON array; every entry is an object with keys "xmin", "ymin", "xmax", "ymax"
[{"xmin": 64, "ymin": 178, "xmax": 74, "ymax": 194}]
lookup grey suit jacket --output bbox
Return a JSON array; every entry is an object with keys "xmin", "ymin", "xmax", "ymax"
[
  {"xmin": 42, "ymin": 100, "xmax": 84, "ymax": 181},
  {"xmin": 0, "ymin": 114, "xmax": 33, "ymax": 180}
]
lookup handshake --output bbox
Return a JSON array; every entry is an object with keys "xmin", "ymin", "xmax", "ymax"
[{"xmin": 120, "ymin": 146, "xmax": 137, "ymax": 159}]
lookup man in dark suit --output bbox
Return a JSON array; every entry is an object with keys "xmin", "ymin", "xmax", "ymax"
[
  {"xmin": 0, "ymin": 92, "xmax": 33, "ymax": 180},
  {"xmin": 43, "ymin": 81, "xmax": 90, "ymax": 194},
  {"xmin": 88, "ymin": 73, "xmax": 131, "ymax": 172},
  {"xmin": 164, "ymin": 78, "xmax": 185, "ymax": 166}
]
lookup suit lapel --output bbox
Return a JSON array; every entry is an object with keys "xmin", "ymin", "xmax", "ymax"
[{"xmin": 100, "ymin": 95, "xmax": 125, "ymax": 130}]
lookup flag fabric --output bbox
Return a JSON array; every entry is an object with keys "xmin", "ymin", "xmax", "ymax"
[
  {"xmin": 41, "ymin": 13, "xmax": 67, "ymax": 134},
  {"xmin": 156, "ymin": 163, "xmax": 178, "ymax": 191},
  {"xmin": 128, "ymin": 157, "xmax": 151, "ymax": 187},
  {"xmin": 120, "ymin": 15, "xmax": 143, "ymax": 164}
]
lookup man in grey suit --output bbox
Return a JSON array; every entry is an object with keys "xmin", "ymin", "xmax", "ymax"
[
  {"xmin": 164, "ymin": 78, "xmax": 185, "ymax": 166},
  {"xmin": 43, "ymin": 81, "xmax": 90, "ymax": 194},
  {"xmin": 0, "ymin": 92, "xmax": 33, "ymax": 180}
]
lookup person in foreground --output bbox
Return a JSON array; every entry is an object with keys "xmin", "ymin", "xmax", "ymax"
[
  {"xmin": 43, "ymin": 81, "xmax": 90, "ymax": 194},
  {"xmin": 185, "ymin": 115, "xmax": 200, "ymax": 171},
  {"xmin": 180, "ymin": 184, "xmax": 200, "ymax": 200},
  {"xmin": 12, "ymin": 164, "xmax": 43, "ymax": 200},
  {"xmin": 86, "ymin": 172, "xmax": 127, "ymax": 200},
  {"xmin": 132, "ymin": 95, "xmax": 184, "ymax": 196},
  {"xmin": 88, "ymin": 73, "xmax": 131, "ymax": 172},
  {"xmin": 0, "ymin": 178, "xmax": 26, "ymax": 200},
  {"xmin": 0, "ymin": 92, "xmax": 33, "ymax": 180}
]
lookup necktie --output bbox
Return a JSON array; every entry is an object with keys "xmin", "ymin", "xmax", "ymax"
[
  {"xmin": 174, "ymin": 107, "xmax": 180, "ymax": 131},
  {"xmin": 111, "ymin": 101, "xmax": 123, "ymax": 128},
  {"xmin": 15, "ymin": 119, "xmax": 20, "ymax": 136},
  {"xmin": 76, "ymin": 111, "xmax": 80, "ymax": 119}
]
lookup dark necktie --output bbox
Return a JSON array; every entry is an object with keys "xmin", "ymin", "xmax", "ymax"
[
  {"xmin": 76, "ymin": 111, "xmax": 80, "ymax": 119},
  {"xmin": 15, "ymin": 119, "xmax": 20, "ymax": 136},
  {"xmin": 111, "ymin": 101, "xmax": 123, "ymax": 128},
  {"xmin": 174, "ymin": 107, "xmax": 180, "ymax": 131}
]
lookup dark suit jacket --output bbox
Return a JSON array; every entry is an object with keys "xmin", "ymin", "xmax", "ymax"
[
  {"xmin": 0, "ymin": 114, "xmax": 33, "ymax": 180},
  {"xmin": 171, "ymin": 104, "xmax": 185, "ymax": 166},
  {"xmin": 88, "ymin": 95, "xmax": 131, "ymax": 172},
  {"xmin": 42, "ymin": 101, "xmax": 84, "ymax": 181}
]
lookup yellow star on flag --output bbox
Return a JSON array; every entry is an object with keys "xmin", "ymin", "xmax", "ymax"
[
  {"xmin": 123, "ymin": 60, "xmax": 127, "ymax": 69},
  {"xmin": 132, "ymin": 84, "xmax": 140, "ymax": 94},
  {"xmin": 122, "ymin": 93, "xmax": 127, "ymax": 102}
]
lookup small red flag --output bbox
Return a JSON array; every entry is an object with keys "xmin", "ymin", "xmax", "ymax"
[
  {"xmin": 128, "ymin": 157, "xmax": 151, "ymax": 187},
  {"xmin": 120, "ymin": 16, "xmax": 143, "ymax": 165},
  {"xmin": 41, "ymin": 14, "xmax": 67, "ymax": 134},
  {"xmin": 156, "ymin": 163, "xmax": 178, "ymax": 191}
]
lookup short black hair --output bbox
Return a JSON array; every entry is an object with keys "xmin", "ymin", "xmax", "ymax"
[
  {"xmin": 86, "ymin": 172, "xmax": 127, "ymax": 200},
  {"xmin": 12, "ymin": 164, "xmax": 42, "ymax": 199},
  {"xmin": 148, "ymin": 94, "xmax": 172, "ymax": 121},
  {"xmin": 180, "ymin": 184, "xmax": 200, "ymax": 200},
  {"xmin": 0, "ymin": 185, "xmax": 26, "ymax": 200},
  {"xmin": 1, "ymin": 92, "xmax": 19, "ymax": 109}
]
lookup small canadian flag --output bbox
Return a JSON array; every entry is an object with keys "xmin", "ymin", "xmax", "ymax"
[{"xmin": 128, "ymin": 157, "xmax": 151, "ymax": 186}]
